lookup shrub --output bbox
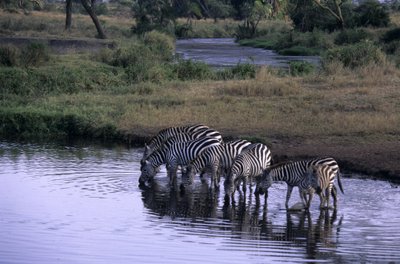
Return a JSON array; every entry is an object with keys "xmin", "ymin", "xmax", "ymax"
[
  {"xmin": 289, "ymin": 61, "xmax": 315, "ymax": 76},
  {"xmin": 217, "ymin": 63, "xmax": 256, "ymax": 80},
  {"xmin": 334, "ymin": 28, "xmax": 372, "ymax": 45},
  {"xmin": 142, "ymin": 30, "xmax": 175, "ymax": 61},
  {"xmin": 170, "ymin": 59, "xmax": 213, "ymax": 81},
  {"xmin": 323, "ymin": 41, "xmax": 385, "ymax": 68},
  {"xmin": 279, "ymin": 46, "xmax": 320, "ymax": 56},
  {"xmin": 0, "ymin": 45, "xmax": 19, "ymax": 66},
  {"xmin": 20, "ymin": 42, "xmax": 50, "ymax": 67},
  {"xmin": 354, "ymin": 0, "xmax": 390, "ymax": 27}
]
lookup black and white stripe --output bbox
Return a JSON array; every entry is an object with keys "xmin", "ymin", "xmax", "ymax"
[
  {"xmin": 142, "ymin": 124, "xmax": 223, "ymax": 162},
  {"xmin": 257, "ymin": 157, "xmax": 343, "ymax": 209},
  {"xmin": 184, "ymin": 139, "xmax": 252, "ymax": 189},
  {"xmin": 306, "ymin": 163, "xmax": 344, "ymax": 209},
  {"xmin": 225, "ymin": 143, "xmax": 272, "ymax": 196},
  {"xmin": 139, "ymin": 137, "xmax": 221, "ymax": 186}
]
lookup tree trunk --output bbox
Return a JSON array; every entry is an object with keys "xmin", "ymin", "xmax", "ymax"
[
  {"xmin": 80, "ymin": 0, "xmax": 107, "ymax": 39},
  {"xmin": 65, "ymin": 0, "xmax": 72, "ymax": 30}
]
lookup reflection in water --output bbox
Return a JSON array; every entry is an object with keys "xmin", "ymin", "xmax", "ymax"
[
  {"xmin": 140, "ymin": 178, "xmax": 343, "ymax": 261},
  {"xmin": 1, "ymin": 141, "xmax": 400, "ymax": 263}
]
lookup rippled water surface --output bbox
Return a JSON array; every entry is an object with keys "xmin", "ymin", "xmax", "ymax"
[
  {"xmin": 1, "ymin": 141, "xmax": 400, "ymax": 263},
  {"xmin": 175, "ymin": 38, "xmax": 320, "ymax": 68}
]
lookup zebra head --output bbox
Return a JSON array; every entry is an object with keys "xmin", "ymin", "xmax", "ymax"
[
  {"xmin": 139, "ymin": 160, "xmax": 158, "ymax": 185},
  {"xmin": 256, "ymin": 168, "xmax": 273, "ymax": 195},
  {"xmin": 307, "ymin": 165, "xmax": 323, "ymax": 194},
  {"xmin": 141, "ymin": 143, "xmax": 152, "ymax": 163}
]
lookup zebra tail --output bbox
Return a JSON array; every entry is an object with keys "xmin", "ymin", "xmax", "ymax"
[{"xmin": 337, "ymin": 170, "xmax": 344, "ymax": 194}]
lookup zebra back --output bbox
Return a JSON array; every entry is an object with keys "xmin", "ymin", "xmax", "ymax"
[
  {"xmin": 219, "ymin": 139, "xmax": 252, "ymax": 170},
  {"xmin": 164, "ymin": 136, "xmax": 221, "ymax": 166},
  {"xmin": 143, "ymin": 124, "xmax": 209, "ymax": 161},
  {"xmin": 261, "ymin": 157, "xmax": 339, "ymax": 189}
]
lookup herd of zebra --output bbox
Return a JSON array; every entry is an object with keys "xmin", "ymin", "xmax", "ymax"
[{"xmin": 139, "ymin": 124, "xmax": 344, "ymax": 210}]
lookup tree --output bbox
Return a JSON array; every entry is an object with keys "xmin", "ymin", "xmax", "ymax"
[
  {"xmin": 236, "ymin": 0, "xmax": 272, "ymax": 39},
  {"xmin": 311, "ymin": 0, "xmax": 346, "ymax": 29},
  {"xmin": 65, "ymin": 0, "xmax": 72, "ymax": 30},
  {"xmin": 132, "ymin": 0, "xmax": 175, "ymax": 34},
  {"xmin": 80, "ymin": 0, "xmax": 106, "ymax": 39}
]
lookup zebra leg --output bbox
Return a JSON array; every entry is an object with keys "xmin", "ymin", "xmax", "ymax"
[
  {"xmin": 305, "ymin": 190, "xmax": 314, "ymax": 210},
  {"xmin": 285, "ymin": 185, "xmax": 294, "ymax": 209},
  {"xmin": 166, "ymin": 163, "xmax": 178, "ymax": 186},
  {"xmin": 325, "ymin": 187, "xmax": 332, "ymax": 209},
  {"xmin": 331, "ymin": 185, "xmax": 338, "ymax": 209}
]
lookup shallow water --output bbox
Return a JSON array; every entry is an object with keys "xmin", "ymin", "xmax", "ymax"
[
  {"xmin": 175, "ymin": 38, "xmax": 320, "ymax": 68},
  {"xmin": 1, "ymin": 141, "xmax": 400, "ymax": 263}
]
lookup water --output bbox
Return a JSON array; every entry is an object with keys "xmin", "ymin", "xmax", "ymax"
[
  {"xmin": 1, "ymin": 141, "xmax": 400, "ymax": 263},
  {"xmin": 175, "ymin": 38, "xmax": 320, "ymax": 68}
]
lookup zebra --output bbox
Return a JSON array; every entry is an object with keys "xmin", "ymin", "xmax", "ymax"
[
  {"xmin": 305, "ymin": 163, "xmax": 344, "ymax": 209},
  {"xmin": 224, "ymin": 143, "xmax": 272, "ymax": 197},
  {"xmin": 256, "ymin": 157, "xmax": 343, "ymax": 210},
  {"xmin": 142, "ymin": 124, "xmax": 222, "ymax": 162},
  {"xmin": 183, "ymin": 139, "xmax": 252, "ymax": 189},
  {"xmin": 139, "ymin": 136, "xmax": 221, "ymax": 186},
  {"xmin": 142, "ymin": 124, "xmax": 209, "ymax": 161}
]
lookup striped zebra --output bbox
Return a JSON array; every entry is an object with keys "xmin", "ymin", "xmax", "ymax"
[
  {"xmin": 142, "ymin": 124, "xmax": 222, "ymax": 162},
  {"xmin": 183, "ymin": 139, "xmax": 252, "ymax": 189},
  {"xmin": 139, "ymin": 136, "xmax": 221, "ymax": 186},
  {"xmin": 305, "ymin": 163, "xmax": 344, "ymax": 209},
  {"xmin": 256, "ymin": 157, "xmax": 343, "ymax": 210},
  {"xmin": 224, "ymin": 143, "xmax": 272, "ymax": 197}
]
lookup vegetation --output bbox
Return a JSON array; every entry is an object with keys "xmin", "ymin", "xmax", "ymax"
[{"xmin": 0, "ymin": 1, "xmax": 399, "ymax": 149}]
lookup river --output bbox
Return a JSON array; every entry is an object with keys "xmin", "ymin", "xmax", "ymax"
[
  {"xmin": 175, "ymin": 38, "xmax": 320, "ymax": 68},
  {"xmin": 1, "ymin": 141, "xmax": 399, "ymax": 263}
]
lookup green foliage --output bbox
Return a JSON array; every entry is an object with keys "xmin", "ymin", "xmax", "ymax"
[
  {"xmin": 217, "ymin": 63, "xmax": 256, "ymax": 80},
  {"xmin": 279, "ymin": 46, "xmax": 319, "ymax": 56},
  {"xmin": 142, "ymin": 30, "xmax": 175, "ymax": 61},
  {"xmin": 20, "ymin": 42, "xmax": 49, "ymax": 67},
  {"xmin": 0, "ymin": 62, "xmax": 124, "ymax": 96},
  {"xmin": 0, "ymin": 45, "xmax": 19, "ymax": 66},
  {"xmin": 0, "ymin": 108, "xmax": 121, "ymax": 140},
  {"xmin": 289, "ymin": 61, "xmax": 315, "ymax": 76},
  {"xmin": 0, "ymin": 43, "xmax": 49, "ymax": 67},
  {"xmin": 169, "ymin": 59, "xmax": 213, "ymax": 81},
  {"xmin": 354, "ymin": 0, "xmax": 390, "ymax": 27},
  {"xmin": 95, "ymin": 3, "xmax": 109, "ymax": 16},
  {"xmin": 324, "ymin": 41, "xmax": 386, "ymax": 68},
  {"xmin": 334, "ymin": 28, "xmax": 373, "ymax": 45},
  {"xmin": 132, "ymin": 0, "xmax": 175, "ymax": 34}
]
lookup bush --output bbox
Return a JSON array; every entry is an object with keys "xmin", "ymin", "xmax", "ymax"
[
  {"xmin": 0, "ymin": 45, "xmax": 19, "ymax": 66},
  {"xmin": 217, "ymin": 63, "xmax": 256, "ymax": 80},
  {"xmin": 170, "ymin": 59, "xmax": 213, "ymax": 81},
  {"xmin": 324, "ymin": 41, "xmax": 385, "ymax": 68},
  {"xmin": 142, "ymin": 30, "xmax": 175, "ymax": 61},
  {"xmin": 355, "ymin": 0, "xmax": 390, "ymax": 27},
  {"xmin": 279, "ymin": 45, "xmax": 319, "ymax": 56},
  {"xmin": 289, "ymin": 61, "xmax": 315, "ymax": 76},
  {"xmin": 334, "ymin": 28, "xmax": 372, "ymax": 45},
  {"xmin": 20, "ymin": 42, "xmax": 50, "ymax": 67}
]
